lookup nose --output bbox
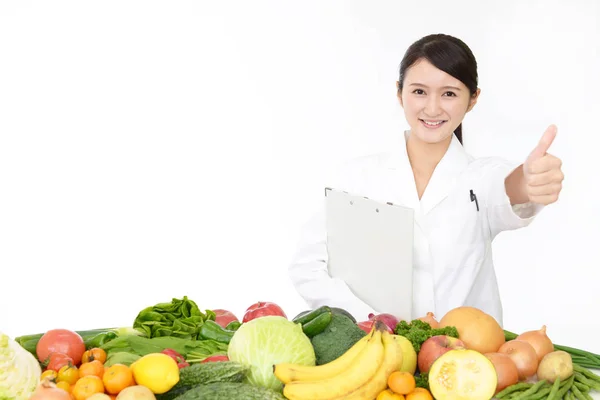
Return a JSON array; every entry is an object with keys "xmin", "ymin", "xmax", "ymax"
[{"xmin": 424, "ymin": 96, "xmax": 442, "ymax": 117}]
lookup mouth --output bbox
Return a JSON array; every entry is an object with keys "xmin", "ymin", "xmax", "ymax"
[{"xmin": 419, "ymin": 119, "xmax": 447, "ymax": 129}]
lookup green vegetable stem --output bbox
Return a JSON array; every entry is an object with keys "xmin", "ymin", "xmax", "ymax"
[
  {"xmin": 198, "ymin": 321, "xmax": 236, "ymax": 344},
  {"xmin": 133, "ymin": 296, "xmax": 216, "ymax": 339}
]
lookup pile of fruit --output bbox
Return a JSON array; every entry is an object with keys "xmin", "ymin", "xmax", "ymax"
[{"xmin": 2, "ymin": 296, "xmax": 600, "ymax": 400}]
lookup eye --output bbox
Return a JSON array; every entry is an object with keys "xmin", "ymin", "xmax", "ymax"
[
  {"xmin": 443, "ymin": 91, "xmax": 457, "ymax": 97},
  {"xmin": 412, "ymin": 89, "xmax": 425, "ymax": 95}
]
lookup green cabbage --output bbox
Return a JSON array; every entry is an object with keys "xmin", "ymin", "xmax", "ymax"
[
  {"xmin": 0, "ymin": 332, "xmax": 42, "ymax": 400},
  {"xmin": 227, "ymin": 316, "xmax": 315, "ymax": 392}
]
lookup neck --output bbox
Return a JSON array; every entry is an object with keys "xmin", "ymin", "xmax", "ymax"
[{"xmin": 406, "ymin": 132, "xmax": 452, "ymax": 174}]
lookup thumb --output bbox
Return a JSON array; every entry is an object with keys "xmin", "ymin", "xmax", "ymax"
[{"xmin": 528, "ymin": 124, "xmax": 557, "ymax": 161}]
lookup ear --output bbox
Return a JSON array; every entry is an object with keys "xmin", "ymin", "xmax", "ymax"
[
  {"xmin": 396, "ymin": 81, "xmax": 403, "ymax": 107},
  {"xmin": 466, "ymin": 88, "xmax": 481, "ymax": 113}
]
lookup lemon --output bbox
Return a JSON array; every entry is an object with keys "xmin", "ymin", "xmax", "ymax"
[{"xmin": 130, "ymin": 353, "xmax": 180, "ymax": 394}]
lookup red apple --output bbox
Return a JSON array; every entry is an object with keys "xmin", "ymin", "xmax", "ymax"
[
  {"xmin": 242, "ymin": 301, "xmax": 287, "ymax": 323},
  {"xmin": 212, "ymin": 309, "xmax": 239, "ymax": 328},
  {"xmin": 418, "ymin": 335, "xmax": 466, "ymax": 374}
]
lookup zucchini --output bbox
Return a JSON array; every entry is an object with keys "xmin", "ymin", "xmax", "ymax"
[
  {"xmin": 301, "ymin": 310, "xmax": 332, "ymax": 337},
  {"xmin": 156, "ymin": 361, "xmax": 251, "ymax": 400},
  {"xmin": 172, "ymin": 382, "xmax": 286, "ymax": 400}
]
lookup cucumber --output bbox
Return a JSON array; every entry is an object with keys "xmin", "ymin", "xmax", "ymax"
[
  {"xmin": 156, "ymin": 362, "xmax": 250, "ymax": 400},
  {"xmin": 172, "ymin": 382, "xmax": 286, "ymax": 400},
  {"xmin": 292, "ymin": 306, "xmax": 330, "ymax": 325},
  {"xmin": 293, "ymin": 306, "xmax": 357, "ymax": 324},
  {"xmin": 301, "ymin": 310, "xmax": 332, "ymax": 338}
]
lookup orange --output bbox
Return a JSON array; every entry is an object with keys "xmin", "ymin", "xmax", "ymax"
[
  {"xmin": 79, "ymin": 360, "xmax": 105, "ymax": 379},
  {"xmin": 72, "ymin": 375, "xmax": 105, "ymax": 400},
  {"xmin": 406, "ymin": 387, "xmax": 434, "ymax": 400},
  {"xmin": 55, "ymin": 381, "xmax": 72, "ymax": 393},
  {"xmin": 82, "ymin": 348, "xmax": 107, "ymax": 364},
  {"xmin": 103, "ymin": 364, "xmax": 136, "ymax": 394},
  {"xmin": 387, "ymin": 371, "xmax": 416, "ymax": 395},
  {"xmin": 377, "ymin": 389, "xmax": 405, "ymax": 400}
]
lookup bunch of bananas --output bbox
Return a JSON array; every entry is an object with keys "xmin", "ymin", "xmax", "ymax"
[{"xmin": 274, "ymin": 321, "xmax": 405, "ymax": 400}]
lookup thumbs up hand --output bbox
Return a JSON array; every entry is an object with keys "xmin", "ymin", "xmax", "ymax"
[{"xmin": 523, "ymin": 125, "xmax": 564, "ymax": 205}]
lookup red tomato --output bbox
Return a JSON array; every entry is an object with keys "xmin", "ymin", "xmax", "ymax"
[
  {"xmin": 242, "ymin": 302, "xmax": 287, "ymax": 323},
  {"xmin": 37, "ymin": 329, "xmax": 86, "ymax": 365},
  {"xmin": 212, "ymin": 309, "xmax": 239, "ymax": 328},
  {"xmin": 46, "ymin": 353, "xmax": 74, "ymax": 372},
  {"xmin": 201, "ymin": 355, "xmax": 229, "ymax": 363}
]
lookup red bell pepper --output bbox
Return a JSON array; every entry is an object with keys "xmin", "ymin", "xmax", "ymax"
[{"xmin": 161, "ymin": 348, "xmax": 190, "ymax": 369}]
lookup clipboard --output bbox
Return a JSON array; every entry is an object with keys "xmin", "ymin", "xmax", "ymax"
[{"xmin": 325, "ymin": 187, "xmax": 415, "ymax": 320}]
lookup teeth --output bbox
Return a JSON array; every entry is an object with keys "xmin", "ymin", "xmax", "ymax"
[{"xmin": 423, "ymin": 120, "xmax": 444, "ymax": 126}]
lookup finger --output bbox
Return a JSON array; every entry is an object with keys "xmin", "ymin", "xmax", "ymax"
[
  {"xmin": 526, "ymin": 155, "xmax": 562, "ymax": 174},
  {"xmin": 527, "ymin": 182, "xmax": 562, "ymax": 196},
  {"xmin": 529, "ymin": 193, "xmax": 560, "ymax": 205},
  {"xmin": 526, "ymin": 169, "xmax": 565, "ymax": 186},
  {"xmin": 528, "ymin": 124, "xmax": 558, "ymax": 161}
]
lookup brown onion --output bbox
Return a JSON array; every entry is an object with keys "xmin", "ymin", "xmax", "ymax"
[
  {"xmin": 417, "ymin": 312, "xmax": 440, "ymax": 329},
  {"xmin": 498, "ymin": 340, "xmax": 539, "ymax": 381},
  {"xmin": 30, "ymin": 379, "xmax": 72, "ymax": 400},
  {"xmin": 485, "ymin": 352, "xmax": 520, "ymax": 393},
  {"xmin": 516, "ymin": 325, "xmax": 554, "ymax": 362}
]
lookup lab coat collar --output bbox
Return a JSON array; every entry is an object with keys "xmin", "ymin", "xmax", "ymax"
[{"xmin": 387, "ymin": 130, "xmax": 471, "ymax": 216}]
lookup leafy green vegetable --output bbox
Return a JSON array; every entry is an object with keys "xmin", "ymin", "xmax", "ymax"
[
  {"xmin": 415, "ymin": 373, "xmax": 429, "ymax": 391},
  {"xmin": 394, "ymin": 319, "xmax": 459, "ymax": 353},
  {"xmin": 100, "ymin": 335, "xmax": 228, "ymax": 361},
  {"xmin": 227, "ymin": 315, "xmax": 316, "ymax": 392},
  {"xmin": 103, "ymin": 352, "xmax": 141, "ymax": 367},
  {"xmin": 0, "ymin": 332, "xmax": 41, "ymax": 400},
  {"xmin": 133, "ymin": 296, "xmax": 216, "ymax": 339}
]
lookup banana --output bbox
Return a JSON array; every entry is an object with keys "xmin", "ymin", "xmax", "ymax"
[
  {"xmin": 273, "ymin": 334, "xmax": 370, "ymax": 384},
  {"xmin": 282, "ymin": 328, "xmax": 386, "ymax": 400},
  {"xmin": 333, "ymin": 330, "xmax": 405, "ymax": 400}
]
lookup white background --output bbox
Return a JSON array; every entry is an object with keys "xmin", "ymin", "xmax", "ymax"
[{"xmin": 1, "ymin": 1, "xmax": 599, "ymax": 356}]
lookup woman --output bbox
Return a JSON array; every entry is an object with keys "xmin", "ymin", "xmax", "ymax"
[{"xmin": 288, "ymin": 33, "xmax": 564, "ymax": 327}]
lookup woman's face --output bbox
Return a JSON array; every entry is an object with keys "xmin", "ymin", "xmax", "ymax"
[{"xmin": 398, "ymin": 58, "xmax": 479, "ymax": 144}]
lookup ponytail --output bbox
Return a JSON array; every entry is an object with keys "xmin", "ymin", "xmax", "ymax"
[{"xmin": 454, "ymin": 123, "xmax": 463, "ymax": 145}]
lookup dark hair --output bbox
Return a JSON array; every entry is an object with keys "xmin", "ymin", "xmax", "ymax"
[{"xmin": 397, "ymin": 34, "xmax": 479, "ymax": 145}]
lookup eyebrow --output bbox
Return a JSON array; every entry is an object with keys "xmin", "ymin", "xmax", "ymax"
[{"xmin": 408, "ymin": 83, "xmax": 462, "ymax": 91}]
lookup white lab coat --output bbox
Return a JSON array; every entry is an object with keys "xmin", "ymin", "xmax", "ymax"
[{"xmin": 288, "ymin": 131, "xmax": 543, "ymax": 327}]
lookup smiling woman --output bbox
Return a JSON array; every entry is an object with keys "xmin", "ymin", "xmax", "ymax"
[{"xmin": 288, "ymin": 33, "xmax": 566, "ymax": 328}]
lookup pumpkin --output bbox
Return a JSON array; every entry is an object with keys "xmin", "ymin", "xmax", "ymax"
[{"xmin": 439, "ymin": 306, "xmax": 505, "ymax": 354}]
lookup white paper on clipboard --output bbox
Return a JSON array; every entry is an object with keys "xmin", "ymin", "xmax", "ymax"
[{"xmin": 325, "ymin": 187, "xmax": 415, "ymax": 320}]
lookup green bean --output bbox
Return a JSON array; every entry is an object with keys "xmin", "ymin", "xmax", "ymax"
[
  {"xmin": 574, "ymin": 372, "xmax": 600, "ymax": 391},
  {"xmin": 512, "ymin": 380, "xmax": 548, "ymax": 400},
  {"xmin": 526, "ymin": 386, "xmax": 551, "ymax": 400},
  {"xmin": 571, "ymin": 383, "xmax": 591, "ymax": 400},
  {"xmin": 495, "ymin": 382, "xmax": 534, "ymax": 398},
  {"xmin": 555, "ymin": 374, "xmax": 575, "ymax": 399},
  {"xmin": 573, "ymin": 364, "xmax": 600, "ymax": 383},
  {"xmin": 546, "ymin": 376, "xmax": 562, "ymax": 400}
]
